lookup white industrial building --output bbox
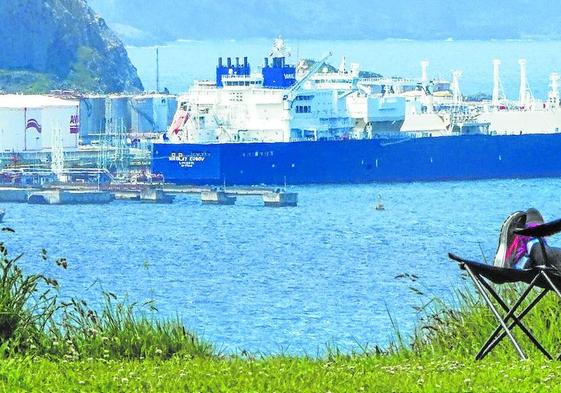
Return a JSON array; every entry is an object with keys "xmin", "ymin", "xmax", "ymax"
[{"xmin": 0, "ymin": 95, "xmax": 79, "ymax": 153}]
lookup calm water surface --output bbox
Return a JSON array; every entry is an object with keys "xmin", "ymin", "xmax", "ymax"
[{"xmin": 2, "ymin": 179, "xmax": 561, "ymax": 354}]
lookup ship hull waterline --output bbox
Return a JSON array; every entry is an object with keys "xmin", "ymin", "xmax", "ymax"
[{"xmin": 152, "ymin": 134, "xmax": 561, "ymax": 185}]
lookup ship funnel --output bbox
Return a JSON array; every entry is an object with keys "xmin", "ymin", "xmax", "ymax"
[
  {"xmin": 227, "ymin": 57, "xmax": 232, "ymax": 67},
  {"xmin": 421, "ymin": 60, "xmax": 429, "ymax": 84},
  {"xmin": 244, "ymin": 56, "xmax": 248, "ymax": 66},
  {"xmin": 218, "ymin": 57, "xmax": 223, "ymax": 67},
  {"xmin": 236, "ymin": 57, "xmax": 240, "ymax": 66},
  {"xmin": 264, "ymin": 57, "xmax": 269, "ymax": 67}
]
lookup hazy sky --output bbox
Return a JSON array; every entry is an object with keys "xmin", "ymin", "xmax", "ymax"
[{"xmin": 88, "ymin": 0, "xmax": 561, "ymax": 44}]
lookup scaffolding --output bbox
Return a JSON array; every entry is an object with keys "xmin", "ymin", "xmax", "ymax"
[
  {"xmin": 50, "ymin": 123, "xmax": 64, "ymax": 181},
  {"xmin": 98, "ymin": 98, "xmax": 132, "ymax": 180}
]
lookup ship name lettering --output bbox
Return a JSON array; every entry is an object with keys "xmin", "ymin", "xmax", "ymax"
[{"xmin": 169, "ymin": 151, "xmax": 210, "ymax": 163}]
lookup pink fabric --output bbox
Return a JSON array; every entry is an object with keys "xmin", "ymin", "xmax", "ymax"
[
  {"xmin": 505, "ymin": 222, "xmax": 541, "ymax": 263},
  {"xmin": 170, "ymin": 109, "xmax": 189, "ymax": 134}
]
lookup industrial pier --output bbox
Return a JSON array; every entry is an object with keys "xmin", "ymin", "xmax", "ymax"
[
  {"xmin": 0, "ymin": 185, "xmax": 298, "ymax": 207},
  {"xmin": 0, "ymin": 93, "xmax": 298, "ymax": 207}
]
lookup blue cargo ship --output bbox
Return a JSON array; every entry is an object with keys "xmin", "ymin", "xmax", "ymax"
[
  {"xmin": 152, "ymin": 38, "xmax": 561, "ymax": 185},
  {"xmin": 152, "ymin": 134, "xmax": 561, "ymax": 185}
]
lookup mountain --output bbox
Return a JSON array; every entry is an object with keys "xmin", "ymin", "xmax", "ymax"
[
  {"xmin": 0, "ymin": 0, "xmax": 143, "ymax": 93},
  {"xmin": 88, "ymin": 0, "xmax": 561, "ymax": 45}
]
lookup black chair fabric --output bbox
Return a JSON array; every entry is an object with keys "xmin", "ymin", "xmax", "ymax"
[{"xmin": 448, "ymin": 252, "xmax": 561, "ymax": 287}]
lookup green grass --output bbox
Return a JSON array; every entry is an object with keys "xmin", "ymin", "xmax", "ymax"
[
  {"xmin": 3, "ymin": 232, "xmax": 561, "ymax": 391},
  {"xmin": 1, "ymin": 355, "xmax": 561, "ymax": 392}
]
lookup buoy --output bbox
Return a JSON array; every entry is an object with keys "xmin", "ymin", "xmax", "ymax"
[{"xmin": 375, "ymin": 194, "xmax": 385, "ymax": 211}]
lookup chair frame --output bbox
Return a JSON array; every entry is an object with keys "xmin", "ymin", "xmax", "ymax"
[{"xmin": 449, "ymin": 217, "xmax": 561, "ymax": 360}]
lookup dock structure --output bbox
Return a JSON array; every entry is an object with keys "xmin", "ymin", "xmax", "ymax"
[
  {"xmin": 0, "ymin": 188, "xmax": 29, "ymax": 203},
  {"xmin": 162, "ymin": 185, "xmax": 298, "ymax": 207},
  {"xmin": 139, "ymin": 188, "xmax": 175, "ymax": 203},
  {"xmin": 201, "ymin": 190, "xmax": 237, "ymax": 205},
  {"xmin": 27, "ymin": 190, "xmax": 114, "ymax": 205},
  {"xmin": 262, "ymin": 190, "xmax": 298, "ymax": 207},
  {"xmin": 0, "ymin": 184, "xmax": 298, "ymax": 207}
]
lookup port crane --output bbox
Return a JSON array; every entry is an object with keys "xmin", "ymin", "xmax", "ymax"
[{"xmin": 283, "ymin": 52, "xmax": 333, "ymax": 108}]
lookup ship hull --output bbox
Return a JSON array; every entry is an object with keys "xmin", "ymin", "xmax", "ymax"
[{"xmin": 152, "ymin": 134, "xmax": 561, "ymax": 185}]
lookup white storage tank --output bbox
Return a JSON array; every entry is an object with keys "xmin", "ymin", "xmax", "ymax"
[
  {"xmin": 41, "ymin": 104, "xmax": 80, "ymax": 150},
  {"xmin": 0, "ymin": 95, "xmax": 79, "ymax": 152},
  {"xmin": 130, "ymin": 96, "xmax": 155, "ymax": 133}
]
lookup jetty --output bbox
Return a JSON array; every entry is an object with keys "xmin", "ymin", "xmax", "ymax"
[
  {"xmin": 263, "ymin": 190, "xmax": 298, "ymax": 207},
  {"xmin": 201, "ymin": 189, "xmax": 237, "ymax": 205},
  {"xmin": 0, "ymin": 184, "xmax": 298, "ymax": 207},
  {"xmin": 27, "ymin": 190, "xmax": 114, "ymax": 205}
]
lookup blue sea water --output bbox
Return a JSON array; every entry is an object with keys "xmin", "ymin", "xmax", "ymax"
[
  {"xmin": 3, "ymin": 178, "xmax": 561, "ymax": 354},
  {"xmin": 127, "ymin": 38, "xmax": 561, "ymax": 99}
]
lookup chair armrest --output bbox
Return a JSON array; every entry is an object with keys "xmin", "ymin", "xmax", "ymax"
[
  {"xmin": 514, "ymin": 218, "xmax": 561, "ymax": 237},
  {"xmin": 449, "ymin": 252, "xmax": 464, "ymax": 263}
]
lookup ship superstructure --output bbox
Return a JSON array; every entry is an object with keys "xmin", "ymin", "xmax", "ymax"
[{"xmin": 168, "ymin": 37, "xmax": 352, "ymax": 145}]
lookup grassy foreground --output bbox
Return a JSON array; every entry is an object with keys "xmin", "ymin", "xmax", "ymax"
[
  {"xmin": 3, "ymin": 232, "xmax": 561, "ymax": 391},
  {"xmin": 2, "ymin": 355, "xmax": 561, "ymax": 392}
]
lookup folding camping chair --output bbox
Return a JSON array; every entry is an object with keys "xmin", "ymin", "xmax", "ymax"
[{"xmin": 449, "ymin": 217, "xmax": 561, "ymax": 361}]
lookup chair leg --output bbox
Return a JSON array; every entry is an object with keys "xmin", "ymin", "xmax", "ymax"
[
  {"xmin": 540, "ymin": 271, "xmax": 561, "ymax": 299},
  {"xmin": 537, "ymin": 271, "xmax": 561, "ymax": 360},
  {"xmin": 477, "ymin": 275, "xmax": 552, "ymax": 360},
  {"xmin": 464, "ymin": 265, "xmax": 527, "ymax": 360},
  {"xmin": 476, "ymin": 288, "xmax": 550, "ymax": 360}
]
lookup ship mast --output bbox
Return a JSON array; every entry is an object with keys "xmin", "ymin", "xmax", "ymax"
[
  {"xmin": 420, "ymin": 60, "xmax": 433, "ymax": 114},
  {"xmin": 549, "ymin": 72, "xmax": 560, "ymax": 109},
  {"xmin": 518, "ymin": 59, "xmax": 533, "ymax": 108},
  {"xmin": 420, "ymin": 60, "xmax": 429, "ymax": 85},
  {"xmin": 156, "ymin": 47, "xmax": 160, "ymax": 93},
  {"xmin": 451, "ymin": 70, "xmax": 462, "ymax": 105},
  {"xmin": 492, "ymin": 59, "xmax": 506, "ymax": 108}
]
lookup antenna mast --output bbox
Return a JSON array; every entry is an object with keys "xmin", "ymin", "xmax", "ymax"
[
  {"xmin": 156, "ymin": 47, "xmax": 160, "ymax": 93},
  {"xmin": 492, "ymin": 59, "xmax": 506, "ymax": 108},
  {"xmin": 549, "ymin": 72, "xmax": 560, "ymax": 108},
  {"xmin": 420, "ymin": 60, "xmax": 429, "ymax": 85},
  {"xmin": 518, "ymin": 59, "xmax": 533, "ymax": 108},
  {"xmin": 451, "ymin": 70, "xmax": 462, "ymax": 105}
]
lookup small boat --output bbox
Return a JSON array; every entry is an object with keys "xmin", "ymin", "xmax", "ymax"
[
  {"xmin": 0, "ymin": 209, "xmax": 5, "ymax": 223},
  {"xmin": 375, "ymin": 194, "xmax": 385, "ymax": 211}
]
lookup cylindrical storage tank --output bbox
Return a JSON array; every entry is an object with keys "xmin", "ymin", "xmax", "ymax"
[
  {"xmin": 166, "ymin": 96, "xmax": 178, "ymax": 128},
  {"xmin": 0, "ymin": 107, "xmax": 26, "ymax": 152},
  {"xmin": 41, "ymin": 104, "xmax": 80, "ymax": 151},
  {"xmin": 131, "ymin": 96, "xmax": 155, "ymax": 133},
  {"xmin": 106, "ymin": 96, "xmax": 132, "ymax": 132},
  {"xmin": 0, "ymin": 95, "xmax": 78, "ymax": 152},
  {"xmin": 79, "ymin": 96, "xmax": 106, "ymax": 144},
  {"xmin": 152, "ymin": 94, "xmax": 174, "ymax": 132}
]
